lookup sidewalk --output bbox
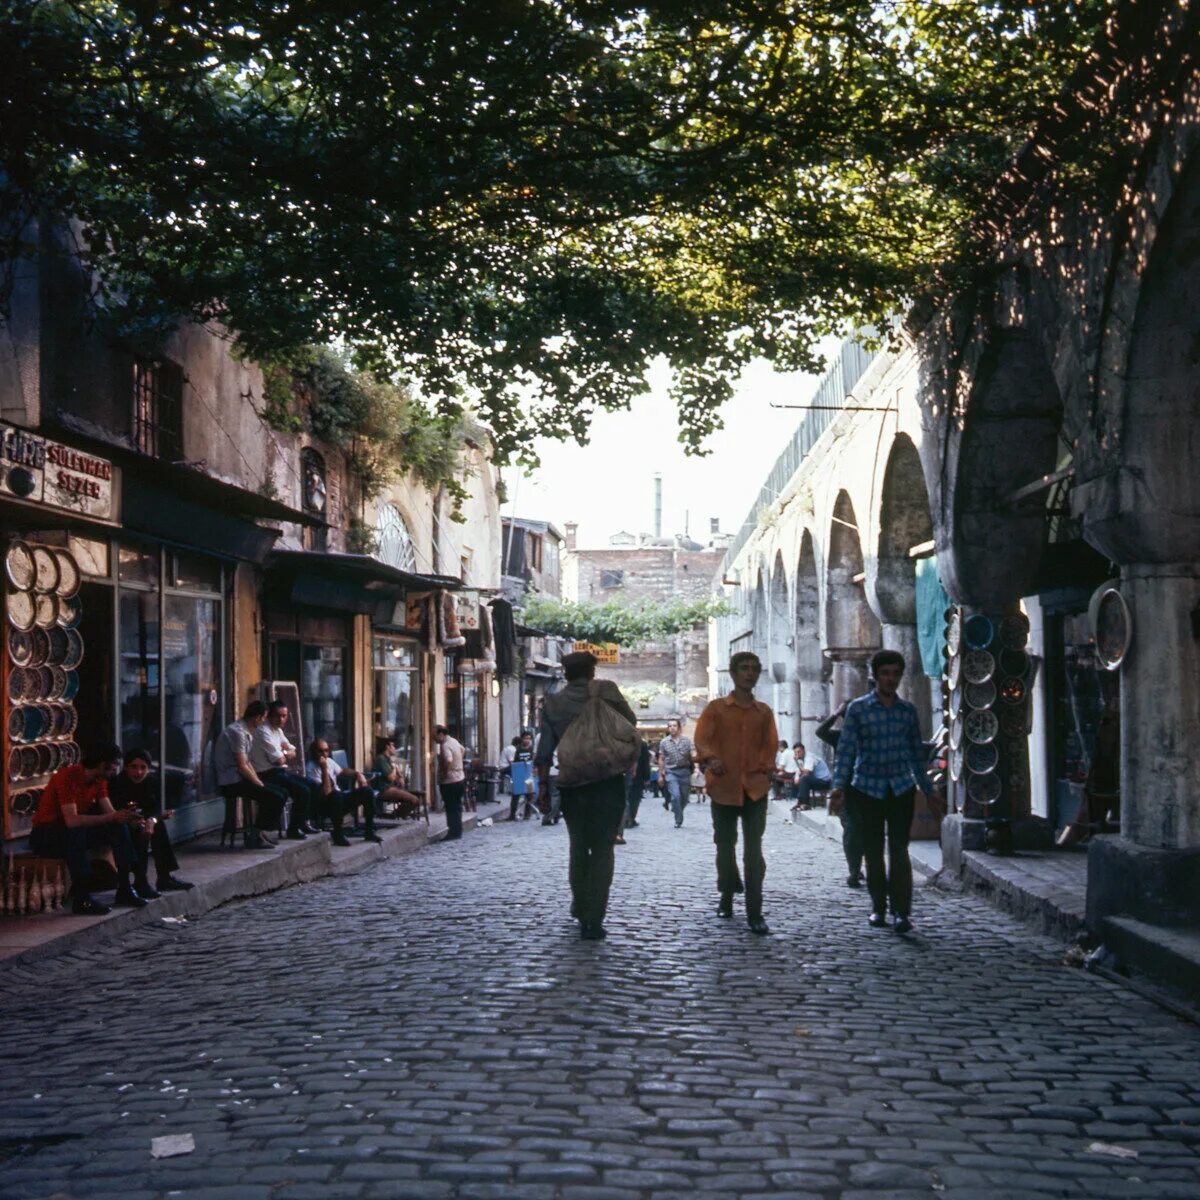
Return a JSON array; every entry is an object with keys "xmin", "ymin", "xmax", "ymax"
[
  {"xmin": 0, "ymin": 798, "xmax": 505, "ymax": 968},
  {"xmin": 789, "ymin": 803, "xmax": 944, "ymax": 878}
]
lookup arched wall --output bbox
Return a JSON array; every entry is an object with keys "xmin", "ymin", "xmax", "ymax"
[{"xmin": 825, "ymin": 490, "xmax": 880, "ymax": 709}]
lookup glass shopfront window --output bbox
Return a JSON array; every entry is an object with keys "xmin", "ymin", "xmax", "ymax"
[
  {"xmin": 79, "ymin": 541, "xmax": 228, "ymax": 833},
  {"xmin": 373, "ymin": 635, "xmax": 422, "ymax": 790}
]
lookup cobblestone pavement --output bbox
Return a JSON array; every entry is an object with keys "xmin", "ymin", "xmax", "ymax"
[{"xmin": 2, "ymin": 799, "xmax": 1199, "ymax": 1200}]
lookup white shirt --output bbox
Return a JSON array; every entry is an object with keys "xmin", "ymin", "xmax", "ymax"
[
  {"xmin": 251, "ymin": 722, "xmax": 294, "ymax": 774},
  {"xmin": 498, "ymin": 744, "xmax": 517, "ymax": 769},
  {"xmin": 438, "ymin": 736, "xmax": 465, "ymax": 784},
  {"xmin": 775, "ymin": 748, "xmax": 798, "ymax": 775}
]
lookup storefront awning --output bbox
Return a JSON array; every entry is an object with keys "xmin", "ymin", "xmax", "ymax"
[{"xmin": 266, "ymin": 549, "xmax": 461, "ymax": 617}]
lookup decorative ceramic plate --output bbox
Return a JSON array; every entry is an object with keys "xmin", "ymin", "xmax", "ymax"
[
  {"xmin": 947, "ymin": 654, "xmax": 962, "ymax": 689},
  {"xmin": 34, "ymin": 742, "xmax": 53, "ymax": 775},
  {"xmin": 963, "ymin": 613, "xmax": 995, "ymax": 650},
  {"xmin": 7, "ymin": 627, "xmax": 32, "ymax": 667},
  {"xmin": 948, "ymin": 686, "xmax": 963, "ymax": 720},
  {"xmin": 966, "ymin": 772, "xmax": 1002, "ymax": 805},
  {"xmin": 7, "ymin": 746, "xmax": 23, "ymax": 782},
  {"xmin": 1000, "ymin": 707, "xmax": 1028, "ymax": 739},
  {"xmin": 34, "ymin": 704, "xmax": 55, "ymax": 740},
  {"xmin": 1092, "ymin": 587, "xmax": 1132, "ymax": 670},
  {"xmin": 949, "ymin": 744, "xmax": 964, "ymax": 782},
  {"xmin": 19, "ymin": 745, "xmax": 39, "ymax": 778},
  {"xmin": 20, "ymin": 705, "xmax": 45, "ymax": 743},
  {"xmin": 31, "ymin": 546, "xmax": 59, "ymax": 594},
  {"xmin": 59, "ymin": 741, "xmax": 79, "ymax": 766},
  {"xmin": 946, "ymin": 609, "xmax": 962, "ymax": 655},
  {"xmin": 62, "ymin": 627, "xmax": 83, "ymax": 670},
  {"xmin": 4, "ymin": 542, "xmax": 35, "ymax": 591},
  {"xmin": 7, "ymin": 707, "xmax": 24, "ymax": 743},
  {"xmin": 966, "ymin": 742, "xmax": 999, "ymax": 775},
  {"xmin": 62, "ymin": 671, "xmax": 79, "ymax": 701},
  {"xmin": 48, "ymin": 704, "xmax": 69, "ymax": 739},
  {"xmin": 962, "ymin": 649, "xmax": 995, "ymax": 684},
  {"xmin": 57, "ymin": 594, "xmax": 81, "ymax": 628},
  {"xmin": 7, "ymin": 667, "xmax": 30, "ymax": 703},
  {"xmin": 10, "ymin": 788, "xmax": 39, "ymax": 816},
  {"xmin": 964, "ymin": 708, "xmax": 999, "ymax": 745},
  {"xmin": 999, "ymin": 648, "xmax": 1029, "ymax": 679},
  {"xmin": 949, "ymin": 713, "xmax": 964, "ymax": 751},
  {"xmin": 965, "ymin": 679, "xmax": 997, "ymax": 710},
  {"xmin": 34, "ymin": 592, "xmax": 58, "ymax": 629},
  {"xmin": 999, "ymin": 613, "xmax": 1030, "ymax": 651},
  {"xmin": 6, "ymin": 589, "xmax": 36, "ymax": 632},
  {"xmin": 48, "ymin": 664, "xmax": 67, "ymax": 699},
  {"xmin": 998, "ymin": 676, "xmax": 1026, "ymax": 706},
  {"xmin": 46, "ymin": 625, "xmax": 68, "ymax": 662},
  {"xmin": 28, "ymin": 627, "xmax": 50, "ymax": 666},
  {"xmin": 34, "ymin": 664, "xmax": 54, "ymax": 699},
  {"xmin": 52, "ymin": 549, "xmax": 80, "ymax": 598}
]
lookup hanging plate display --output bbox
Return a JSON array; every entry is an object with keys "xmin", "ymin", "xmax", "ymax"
[
  {"xmin": 964, "ymin": 708, "xmax": 999, "ymax": 745},
  {"xmin": 966, "ymin": 772, "xmax": 1002, "ymax": 805},
  {"xmin": 61, "ymin": 627, "xmax": 83, "ymax": 670},
  {"xmin": 966, "ymin": 742, "xmax": 999, "ymax": 775},
  {"xmin": 7, "ymin": 746, "xmax": 23, "ymax": 783},
  {"xmin": 7, "ymin": 589, "xmax": 36, "ymax": 632},
  {"xmin": 948, "ymin": 686, "xmax": 963, "ymax": 720},
  {"xmin": 7, "ymin": 707, "xmax": 24, "ymax": 744},
  {"xmin": 949, "ymin": 744, "xmax": 964, "ymax": 782},
  {"xmin": 31, "ymin": 546, "xmax": 60, "ymax": 594},
  {"xmin": 4, "ymin": 542, "xmax": 35, "ymax": 591},
  {"xmin": 57, "ymin": 594, "xmax": 81, "ymax": 629},
  {"xmin": 998, "ymin": 676, "xmax": 1026, "ymax": 706},
  {"xmin": 34, "ymin": 592, "xmax": 59, "ymax": 629},
  {"xmin": 965, "ymin": 679, "xmax": 997, "ymax": 710},
  {"xmin": 947, "ymin": 654, "xmax": 963, "ymax": 689},
  {"xmin": 62, "ymin": 671, "xmax": 80, "ymax": 701},
  {"xmin": 962, "ymin": 649, "xmax": 995, "ymax": 684},
  {"xmin": 52, "ymin": 549, "xmax": 80, "ymax": 598},
  {"xmin": 949, "ymin": 713, "xmax": 964, "ymax": 751},
  {"xmin": 1090, "ymin": 585, "xmax": 1133, "ymax": 671},
  {"xmin": 946, "ymin": 609, "xmax": 962, "ymax": 655},
  {"xmin": 10, "ymin": 788, "xmax": 39, "ymax": 817},
  {"xmin": 7, "ymin": 627, "xmax": 32, "ymax": 667},
  {"xmin": 999, "ymin": 613, "xmax": 1031, "ymax": 651},
  {"xmin": 998, "ymin": 648, "xmax": 1029, "ymax": 679},
  {"xmin": 963, "ymin": 613, "xmax": 995, "ymax": 650}
]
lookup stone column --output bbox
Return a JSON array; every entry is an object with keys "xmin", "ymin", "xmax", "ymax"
[
  {"xmin": 882, "ymin": 622, "xmax": 932, "ymax": 734},
  {"xmin": 797, "ymin": 679, "xmax": 829, "ymax": 758}
]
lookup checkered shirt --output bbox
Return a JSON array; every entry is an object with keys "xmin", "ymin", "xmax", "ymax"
[{"xmin": 832, "ymin": 691, "xmax": 930, "ymax": 799}]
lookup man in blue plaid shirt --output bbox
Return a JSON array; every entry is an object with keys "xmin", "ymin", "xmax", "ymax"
[{"xmin": 831, "ymin": 649, "xmax": 930, "ymax": 933}]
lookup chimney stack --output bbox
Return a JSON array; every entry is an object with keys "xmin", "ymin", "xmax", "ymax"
[
  {"xmin": 653, "ymin": 473, "xmax": 663, "ymax": 540},
  {"xmin": 563, "ymin": 521, "xmax": 578, "ymax": 552}
]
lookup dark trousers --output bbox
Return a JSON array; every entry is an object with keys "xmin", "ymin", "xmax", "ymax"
[
  {"xmin": 794, "ymin": 775, "xmax": 831, "ymax": 807},
  {"xmin": 440, "ymin": 780, "xmax": 465, "ymax": 840},
  {"xmin": 336, "ymin": 786, "xmax": 376, "ymax": 833},
  {"xmin": 712, "ymin": 795, "xmax": 768, "ymax": 918},
  {"xmin": 30, "ymin": 823, "xmax": 136, "ymax": 894},
  {"xmin": 560, "ymin": 776, "xmax": 626, "ymax": 927},
  {"xmin": 261, "ymin": 768, "xmax": 316, "ymax": 830},
  {"xmin": 856, "ymin": 786, "xmax": 915, "ymax": 917},
  {"xmin": 218, "ymin": 780, "xmax": 285, "ymax": 831},
  {"xmin": 841, "ymin": 790, "xmax": 864, "ymax": 877},
  {"xmin": 133, "ymin": 821, "xmax": 179, "ymax": 882}
]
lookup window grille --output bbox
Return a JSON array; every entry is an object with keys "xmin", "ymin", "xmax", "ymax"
[{"xmin": 132, "ymin": 357, "xmax": 184, "ymax": 460}]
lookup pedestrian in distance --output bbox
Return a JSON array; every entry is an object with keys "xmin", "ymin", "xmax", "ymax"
[
  {"xmin": 108, "ymin": 747, "xmax": 194, "ymax": 896},
  {"xmin": 789, "ymin": 741, "xmax": 833, "ymax": 811},
  {"xmin": 693, "ymin": 651, "xmax": 778, "ymax": 935},
  {"xmin": 434, "ymin": 725, "xmax": 466, "ymax": 841},
  {"xmin": 536, "ymin": 650, "xmax": 639, "ymax": 941},
  {"xmin": 616, "ymin": 738, "xmax": 652, "ymax": 844},
  {"xmin": 657, "ymin": 718, "xmax": 695, "ymax": 828},
  {"xmin": 830, "ymin": 650, "xmax": 931, "ymax": 934},
  {"xmin": 213, "ymin": 701, "xmax": 287, "ymax": 850}
]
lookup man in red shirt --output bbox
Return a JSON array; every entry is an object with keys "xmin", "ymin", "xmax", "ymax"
[
  {"xmin": 693, "ymin": 652, "xmax": 779, "ymax": 935},
  {"xmin": 30, "ymin": 741, "xmax": 143, "ymax": 915}
]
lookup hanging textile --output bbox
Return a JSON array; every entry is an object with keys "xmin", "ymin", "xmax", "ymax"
[
  {"xmin": 489, "ymin": 598, "xmax": 517, "ymax": 678},
  {"xmin": 438, "ymin": 590, "xmax": 466, "ymax": 648},
  {"xmin": 915, "ymin": 556, "xmax": 950, "ymax": 679}
]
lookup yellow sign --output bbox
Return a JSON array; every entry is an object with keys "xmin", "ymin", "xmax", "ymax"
[{"xmin": 572, "ymin": 641, "xmax": 620, "ymax": 665}]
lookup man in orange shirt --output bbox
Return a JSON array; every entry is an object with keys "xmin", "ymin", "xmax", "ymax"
[
  {"xmin": 29, "ymin": 741, "xmax": 143, "ymax": 915},
  {"xmin": 693, "ymin": 651, "xmax": 779, "ymax": 934}
]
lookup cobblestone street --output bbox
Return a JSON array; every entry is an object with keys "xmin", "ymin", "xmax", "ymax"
[{"xmin": 2, "ymin": 801, "xmax": 1198, "ymax": 1200}]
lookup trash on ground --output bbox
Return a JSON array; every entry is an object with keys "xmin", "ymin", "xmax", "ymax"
[
  {"xmin": 151, "ymin": 1133, "xmax": 195, "ymax": 1158},
  {"xmin": 478, "ymin": 817, "xmax": 494, "ymax": 827},
  {"xmin": 1087, "ymin": 1141, "xmax": 1138, "ymax": 1159},
  {"xmin": 160, "ymin": 916, "xmax": 187, "ymax": 925}
]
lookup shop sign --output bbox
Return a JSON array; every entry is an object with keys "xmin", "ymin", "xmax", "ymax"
[
  {"xmin": 455, "ymin": 589, "xmax": 481, "ymax": 631},
  {"xmin": 572, "ymin": 640, "xmax": 620, "ymax": 665},
  {"xmin": 0, "ymin": 422, "xmax": 115, "ymax": 520}
]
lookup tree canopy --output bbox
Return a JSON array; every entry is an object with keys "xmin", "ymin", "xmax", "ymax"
[
  {"xmin": 522, "ymin": 593, "xmax": 728, "ymax": 647},
  {"xmin": 1, "ymin": 1, "xmax": 1106, "ymax": 462}
]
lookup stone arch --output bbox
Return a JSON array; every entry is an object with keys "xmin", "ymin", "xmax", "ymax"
[
  {"xmin": 793, "ymin": 529, "xmax": 825, "ymax": 752},
  {"xmin": 825, "ymin": 491, "xmax": 881, "ymax": 707},
  {"xmin": 749, "ymin": 564, "xmax": 769, "ymax": 671},
  {"xmin": 949, "ymin": 329, "xmax": 1063, "ymax": 607},
  {"xmin": 767, "ymin": 550, "xmax": 789, "ymax": 677},
  {"xmin": 876, "ymin": 435, "xmax": 933, "ymax": 625}
]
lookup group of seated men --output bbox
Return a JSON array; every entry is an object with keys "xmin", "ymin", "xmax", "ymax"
[
  {"xmin": 214, "ymin": 700, "xmax": 421, "ymax": 850},
  {"xmin": 773, "ymin": 738, "xmax": 833, "ymax": 809}
]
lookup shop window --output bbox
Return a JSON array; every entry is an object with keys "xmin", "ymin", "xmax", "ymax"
[
  {"xmin": 270, "ymin": 632, "xmax": 347, "ymax": 755},
  {"xmin": 132, "ymin": 356, "xmax": 184, "ymax": 461},
  {"xmin": 373, "ymin": 635, "xmax": 422, "ymax": 790}
]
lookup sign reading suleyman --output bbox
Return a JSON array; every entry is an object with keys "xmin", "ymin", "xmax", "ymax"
[{"xmin": 0, "ymin": 423, "xmax": 116, "ymax": 520}]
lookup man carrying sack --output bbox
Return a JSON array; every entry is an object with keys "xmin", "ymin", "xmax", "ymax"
[{"xmin": 536, "ymin": 651, "xmax": 640, "ymax": 941}]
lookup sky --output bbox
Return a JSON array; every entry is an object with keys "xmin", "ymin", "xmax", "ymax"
[{"xmin": 500, "ymin": 354, "xmax": 835, "ymax": 549}]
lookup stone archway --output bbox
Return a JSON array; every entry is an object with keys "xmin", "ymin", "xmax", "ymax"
[
  {"xmin": 826, "ymin": 491, "xmax": 881, "ymax": 708},
  {"xmin": 794, "ymin": 529, "xmax": 824, "ymax": 752},
  {"xmin": 767, "ymin": 551, "xmax": 791, "ymax": 727},
  {"xmin": 749, "ymin": 565, "xmax": 769, "ymax": 677},
  {"xmin": 876, "ymin": 435, "xmax": 936, "ymax": 729}
]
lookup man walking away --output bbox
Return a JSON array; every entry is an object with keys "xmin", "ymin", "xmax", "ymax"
[
  {"xmin": 434, "ymin": 726, "xmax": 466, "ymax": 841},
  {"xmin": 693, "ymin": 652, "xmax": 778, "ymax": 935},
  {"xmin": 536, "ymin": 651, "xmax": 638, "ymax": 941},
  {"xmin": 657, "ymin": 718, "xmax": 695, "ymax": 829},
  {"xmin": 830, "ymin": 651, "xmax": 931, "ymax": 933}
]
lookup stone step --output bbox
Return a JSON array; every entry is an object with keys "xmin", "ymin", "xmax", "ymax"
[{"xmin": 1102, "ymin": 915, "xmax": 1200, "ymax": 999}]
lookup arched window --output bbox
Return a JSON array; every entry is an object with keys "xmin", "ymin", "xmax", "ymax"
[
  {"xmin": 376, "ymin": 503, "xmax": 416, "ymax": 571},
  {"xmin": 300, "ymin": 448, "xmax": 327, "ymax": 517}
]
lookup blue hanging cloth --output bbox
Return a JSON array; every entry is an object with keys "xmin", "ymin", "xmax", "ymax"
[{"xmin": 915, "ymin": 556, "xmax": 950, "ymax": 679}]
